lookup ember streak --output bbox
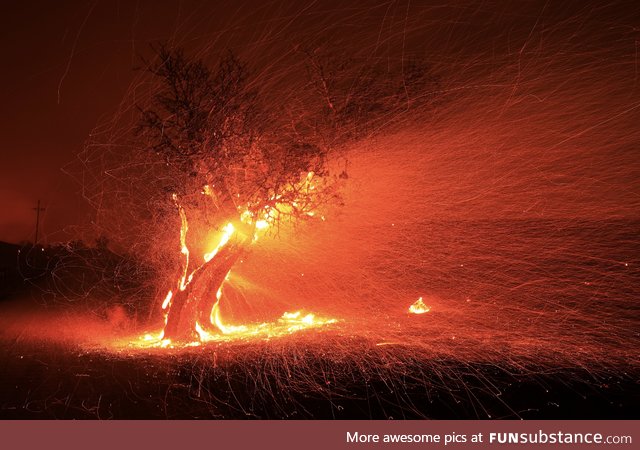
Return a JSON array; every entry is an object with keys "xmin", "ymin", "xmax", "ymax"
[{"xmin": 0, "ymin": 0, "xmax": 638, "ymax": 419}]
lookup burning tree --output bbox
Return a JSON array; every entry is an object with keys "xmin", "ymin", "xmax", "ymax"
[
  {"xmin": 135, "ymin": 46, "xmax": 434, "ymax": 342},
  {"xmin": 137, "ymin": 47, "xmax": 345, "ymax": 341}
]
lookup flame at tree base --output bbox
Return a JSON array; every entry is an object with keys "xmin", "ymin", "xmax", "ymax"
[
  {"xmin": 134, "ymin": 310, "xmax": 338, "ymax": 349},
  {"xmin": 155, "ymin": 171, "xmax": 329, "ymax": 344}
]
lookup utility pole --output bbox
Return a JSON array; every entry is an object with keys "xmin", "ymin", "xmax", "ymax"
[{"xmin": 33, "ymin": 200, "xmax": 46, "ymax": 246}]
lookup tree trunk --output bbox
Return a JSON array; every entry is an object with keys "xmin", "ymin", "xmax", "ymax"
[{"xmin": 163, "ymin": 240, "xmax": 245, "ymax": 340}]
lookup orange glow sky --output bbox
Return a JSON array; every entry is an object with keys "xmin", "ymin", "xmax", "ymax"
[{"xmin": 1, "ymin": 0, "xmax": 637, "ymax": 243}]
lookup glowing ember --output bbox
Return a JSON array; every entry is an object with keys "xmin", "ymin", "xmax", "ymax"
[{"xmin": 409, "ymin": 297, "xmax": 431, "ymax": 315}]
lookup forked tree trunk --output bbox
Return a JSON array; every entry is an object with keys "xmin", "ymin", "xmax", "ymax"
[{"xmin": 163, "ymin": 240, "xmax": 245, "ymax": 340}]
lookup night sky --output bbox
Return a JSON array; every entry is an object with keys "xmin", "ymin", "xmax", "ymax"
[
  {"xmin": 1, "ymin": 0, "xmax": 257, "ymax": 243},
  {"xmin": 1, "ymin": 0, "xmax": 637, "ymax": 243},
  {"xmin": 1, "ymin": 1, "xmax": 146, "ymax": 243}
]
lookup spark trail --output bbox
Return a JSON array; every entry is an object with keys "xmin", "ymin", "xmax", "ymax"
[{"xmin": 9, "ymin": 0, "xmax": 637, "ymax": 419}]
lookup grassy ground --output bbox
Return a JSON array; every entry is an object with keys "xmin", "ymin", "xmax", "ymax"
[{"xmin": 1, "ymin": 316, "xmax": 637, "ymax": 419}]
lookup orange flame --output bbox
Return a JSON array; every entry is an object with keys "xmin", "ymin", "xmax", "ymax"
[
  {"xmin": 137, "ymin": 171, "xmax": 337, "ymax": 348},
  {"xmin": 409, "ymin": 297, "xmax": 431, "ymax": 314},
  {"xmin": 203, "ymin": 223, "xmax": 236, "ymax": 262}
]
